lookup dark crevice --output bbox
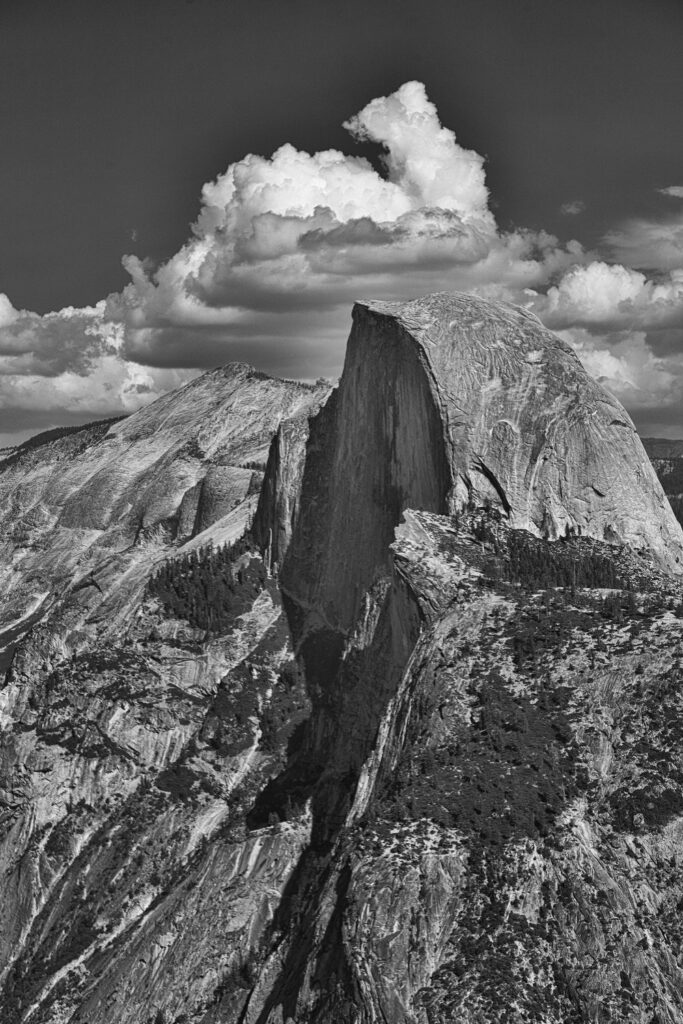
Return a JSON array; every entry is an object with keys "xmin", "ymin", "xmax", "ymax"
[{"xmin": 473, "ymin": 458, "xmax": 512, "ymax": 516}]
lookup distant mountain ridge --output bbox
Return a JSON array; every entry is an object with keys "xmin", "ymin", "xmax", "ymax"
[
  {"xmin": 642, "ymin": 437, "xmax": 683, "ymax": 460},
  {"xmin": 642, "ymin": 437, "xmax": 683, "ymax": 528}
]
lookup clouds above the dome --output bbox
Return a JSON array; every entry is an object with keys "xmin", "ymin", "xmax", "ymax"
[
  {"xmin": 103, "ymin": 81, "xmax": 590, "ymax": 373},
  {"xmin": 3, "ymin": 81, "xmax": 683, "ymax": 437}
]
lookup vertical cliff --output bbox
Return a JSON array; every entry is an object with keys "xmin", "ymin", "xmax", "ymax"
[
  {"xmin": 279, "ymin": 294, "xmax": 683, "ymax": 795},
  {"xmin": 251, "ymin": 395, "xmax": 330, "ymax": 575},
  {"xmin": 284, "ymin": 295, "xmax": 682, "ymax": 645},
  {"xmin": 239, "ymin": 293, "xmax": 683, "ymax": 1024}
]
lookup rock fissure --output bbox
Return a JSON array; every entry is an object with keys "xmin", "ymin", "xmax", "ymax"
[
  {"xmin": 472, "ymin": 459, "xmax": 512, "ymax": 516},
  {"xmin": 2, "ymin": 295, "xmax": 683, "ymax": 1022}
]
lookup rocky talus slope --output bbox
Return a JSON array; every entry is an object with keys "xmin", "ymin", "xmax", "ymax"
[{"xmin": 2, "ymin": 293, "xmax": 683, "ymax": 1023}]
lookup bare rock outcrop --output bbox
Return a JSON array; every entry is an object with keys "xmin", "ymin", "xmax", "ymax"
[
  {"xmin": 0, "ymin": 364, "xmax": 329, "ymax": 639},
  {"xmin": 4, "ymin": 294, "xmax": 683, "ymax": 1024},
  {"xmin": 251, "ymin": 398, "xmax": 331, "ymax": 572},
  {"xmin": 243, "ymin": 293, "xmax": 683, "ymax": 1024},
  {"xmin": 284, "ymin": 293, "xmax": 683, "ymax": 644},
  {"xmin": 0, "ymin": 364, "xmax": 329, "ymax": 1024}
]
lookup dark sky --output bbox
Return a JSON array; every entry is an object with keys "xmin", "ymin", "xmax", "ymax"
[{"xmin": 2, "ymin": 0, "xmax": 682, "ymax": 314}]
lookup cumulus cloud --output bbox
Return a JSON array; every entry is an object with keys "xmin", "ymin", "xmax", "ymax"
[
  {"xmin": 556, "ymin": 326, "xmax": 680, "ymax": 407},
  {"xmin": 522, "ymin": 261, "xmax": 683, "ymax": 427},
  {"xmin": 561, "ymin": 200, "xmax": 585, "ymax": 216},
  {"xmin": 105, "ymin": 81, "xmax": 591, "ymax": 372},
  {"xmin": 526, "ymin": 262, "xmax": 683, "ymax": 333},
  {"xmin": 0, "ymin": 295, "xmax": 113, "ymax": 376},
  {"xmin": 3, "ymin": 80, "xmax": 683, "ymax": 436},
  {"xmin": 0, "ymin": 292, "xmax": 194, "ymax": 438},
  {"xmin": 0, "ymin": 355, "xmax": 193, "ymax": 438},
  {"xmin": 553, "ymin": 324, "xmax": 683, "ymax": 436},
  {"xmin": 605, "ymin": 211, "xmax": 683, "ymax": 273},
  {"xmin": 604, "ymin": 188, "xmax": 683, "ymax": 273},
  {"xmin": 106, "ymin": 81, "xmax": 502, "ymax": 367}
]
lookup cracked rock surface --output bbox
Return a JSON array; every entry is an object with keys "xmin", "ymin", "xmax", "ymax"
[{"xmin": 2, "ymin": 294, "xmax": 683, "ymax": 1023}]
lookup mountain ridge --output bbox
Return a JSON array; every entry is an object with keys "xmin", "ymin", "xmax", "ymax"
[{"xmin": 1, "ymin": 294, "xmax": 683, "ymax": 1022}]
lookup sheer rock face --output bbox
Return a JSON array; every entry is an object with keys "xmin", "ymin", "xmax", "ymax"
[
  {"xmin": 284, "ymin": 295, "xmax": 682, "ymax": 645},
  {"xmin": 251, "ymin": 408, "xmax": 328, "ymax": 573},
  {"xmin": 249, "ymin": 294, "xmax": 683, "ymax": 1023}
]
